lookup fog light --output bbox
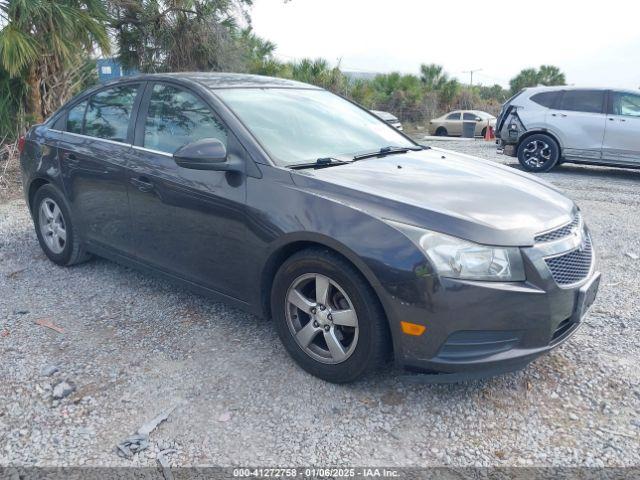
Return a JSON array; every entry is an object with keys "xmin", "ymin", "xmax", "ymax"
[{"xmin": 400, "ymin": 321, "xmax": 426, "ymax": 336}]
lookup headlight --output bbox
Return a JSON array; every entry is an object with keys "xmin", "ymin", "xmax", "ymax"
[{"xmin": 387, "ymin": 221, "xmax": 525, "ymax": 281}]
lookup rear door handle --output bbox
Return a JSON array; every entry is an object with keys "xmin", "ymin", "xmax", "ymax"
[
  {"xmin": 130, "ymin": 176, "xmax": 154, "ymax": 193},
  {"xmin": 65, "ymin": 152, "xmax": 80, "ymax": 166}
]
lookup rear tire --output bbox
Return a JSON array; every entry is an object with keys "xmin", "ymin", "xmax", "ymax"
[
  {"xmin": 435, "ymin": 127, "xmax": 448, "ymax": 137},
  {"xmin": 33, "ymin": 184, "xmax": 91, "ymax": 266},
  {"xmin": 271, "ymin": 248, "xmax": 390, "ymax": 383},
  {"xmin": 517, "ymin": 133, "xmax": 560, "ymax": 172}
]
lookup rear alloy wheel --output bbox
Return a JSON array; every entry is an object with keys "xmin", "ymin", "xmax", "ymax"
[
  {"xmin": 33, "ymin": 184, "xmax": 91, "ymax": 266},
  {"xmin": 517, "ymin": 134, "xmax": 560, "ymax": 172},
  {"xmin": 271, "ymin": 248, "xmax": 390, "ymax": 383},
  {"xmin": 38, "ymin": 198, "xmax": 67, "ymax": 255}
]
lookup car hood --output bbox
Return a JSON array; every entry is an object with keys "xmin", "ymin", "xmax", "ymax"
[{"xmin": 291, "ymin": 147, "xmax": 575, "ymax": 246}]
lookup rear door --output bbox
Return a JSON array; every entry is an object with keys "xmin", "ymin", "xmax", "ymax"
[
  {"xmin": 57, "ymin": 83, "xmax": 142, "ymax": 256},
  {"xmin": 127, "ymin": 81, "xmax": 251, "ymax": 300},
  {"xmin": 602, "ymin": 91, "xmax": 640, "ymax": 164},
  {"xmin": 444, "ymin": 112, "xmax": 462, "ymax": 136},
  {"xmin": 545, "ymin": 89, "xmax": 606, "ymax": 160}
]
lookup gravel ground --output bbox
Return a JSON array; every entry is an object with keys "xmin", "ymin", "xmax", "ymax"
[{"xmin": 1, "ymin": 138, "xmax": 639, "ymax": 468}]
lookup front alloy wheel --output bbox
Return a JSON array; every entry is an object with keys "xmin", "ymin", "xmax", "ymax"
[
  {"xmin": 285, "ymin": 273, "xmax": 359, "ymax": 364},
  {"xmin": 271, "ymin": 248, "xmax": 390, "ymax": 383}
]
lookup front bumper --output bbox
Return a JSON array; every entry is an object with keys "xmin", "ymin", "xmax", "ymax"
[{"xmin": 384, "ymin": 244, "xmax": 600, "ymax": 380}]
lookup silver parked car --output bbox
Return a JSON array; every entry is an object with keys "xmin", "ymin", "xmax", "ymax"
[
  {"xmin": 496, "ymin": 86, "xmax": 640, "ymax": 172},
  {"xmin": 371, "ymin": 110, "xmax": 403, "ymax": 130}
]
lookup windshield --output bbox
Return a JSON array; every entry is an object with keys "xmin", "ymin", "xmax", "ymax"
[{"xmin": 215, "ymin": 88, "xmax": 415, "ymax": 166}]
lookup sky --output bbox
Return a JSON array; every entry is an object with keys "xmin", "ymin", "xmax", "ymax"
[{"xmin": 250, "ymin": 0, "xmax": 640, "ymax": 89}]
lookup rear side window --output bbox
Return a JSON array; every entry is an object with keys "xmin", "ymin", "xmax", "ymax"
[
  {"xmin": 559, "ymin": 90, "xmax": 604, "ymax": 114},
  {"xmin": 446, "ymin": 112, "xmax": 460, "ymax": 120},
  {"xmin": 530, "ymin": 92, "xmax": 560, "ymax": 108},
  {"xmin": 611, "ymin": 92, "xmax": 640, "ymax": 117},
  {"xmin": 84, "ymin": 85, "xmax": 139, "ymax": 142},
  {"xmin": 66, "ymin": 101, "xmax": 87, "ymax": 134},
  {"xmin": 143, "ymin": 83, "xmax": 227, "ymax": 154}
]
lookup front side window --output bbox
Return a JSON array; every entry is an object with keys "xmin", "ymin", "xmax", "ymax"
[
  {"xmin": 446, "ymin": 112, "xmax": 461, "ymax": 120},
  {"xmin": 66, "ymin": 101, "xmax": 87, "ymax": 134},
  {"xmin": 462, "ymin": 113, "xmax": 478, "ymax": 120},
  {"xmin": 144, "ymin": 84, "xmax": 227, "ymax": 154},
  {"xmin": 84, "ymin": 85, "xmax": 139, "ymax": 141},
  {"xmin": 611, "ymin": 92, "xmax": 640, "ymax": 117},
  {"xmin": 559, "ymin": 90, "xmax": 604, "ymax": 114},
  {"xmin": 215, "ymin": 88, "xmax": 414, "ymax": 166}
]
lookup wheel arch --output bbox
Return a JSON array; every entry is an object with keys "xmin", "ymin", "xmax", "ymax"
[
  {"xmin": 517, "ymin": 129, "xmax": 563, "ymax": 156},
  {"xmin": 260, "ymin": 234, "xmax": 397, "ymax": 360},
  {"xmin": 260, "ymin": 234, "xmax": 388, "ymax": 321},
  {"xmin": 27, "ymin": 177, "xmax": 51, "ymax": 213}
]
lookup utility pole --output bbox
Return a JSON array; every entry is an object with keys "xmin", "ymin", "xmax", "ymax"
[{"xmin": 462, "ymin": 68, "xmax": 482, "ymax": 86}]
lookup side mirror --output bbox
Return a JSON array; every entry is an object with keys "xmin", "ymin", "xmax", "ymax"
[
  {"xmin": 174, "ymin": 138, "xmax": 242, "ymax": 172},
  {"xmin": 475, "ymin": 117, "xmax": 483, "ymax": 122}
]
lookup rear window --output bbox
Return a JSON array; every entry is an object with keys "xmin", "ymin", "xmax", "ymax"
[
  {"xmin": 559, "ymin": 90, "xmax": 604, "ymax": 114},
  {"xmin": 84, "ymin": 85, "xmax": 139, "ymax": 142},
  {"xmin": 530, "ymin": 92, "xmax": 560, "ymax": 108}
]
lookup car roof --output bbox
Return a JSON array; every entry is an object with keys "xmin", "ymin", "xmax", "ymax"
[
  {"xmin": 523, "ymin": 85, "xmax": 640, "ymax": 95},
  {"xmin": 107, "ymin": 72, "xmax": 320, "ymax": 90}
]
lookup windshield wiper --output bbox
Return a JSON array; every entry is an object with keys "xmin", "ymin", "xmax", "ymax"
[
  {"xmin": 288, "ymin": 157, "xmax": 350, "ymax": 170},
  {"xmin": 352, "ymin": 145, "xmax": 424, "ymax": 161}
]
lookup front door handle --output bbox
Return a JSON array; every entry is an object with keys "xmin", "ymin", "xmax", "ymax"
[{"xmin": 130, "ymin": 176, "xmax": 154, "ymax": 193}]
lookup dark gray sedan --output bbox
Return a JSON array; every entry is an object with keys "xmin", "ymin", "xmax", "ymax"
[{"xmin": 19, "ymin": 73, "xmax": 600, "ymax": 383}]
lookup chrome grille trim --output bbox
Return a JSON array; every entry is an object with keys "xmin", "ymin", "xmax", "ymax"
[{"xmin": 535, "ymin": 213, "xmax": 582, "ymax": 244}]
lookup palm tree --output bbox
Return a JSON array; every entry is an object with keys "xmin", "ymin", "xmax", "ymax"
[
  {"xmin": 290, "ymin": 58, "xmax": 346, "ymax": 93},
  {"xmin": 509, "ymin": 68, "xmax": 540, "ymax": 94},
  {"xmin": 420, "ymin": 63, "xmax": 449, "ymax": 91},
  {"xmin": 537, "ymin": 65, "xmax": 566, "ymax": 86},
  {"xmin": 0, "ymin": 0, "xmax": 110, "ymax": 122}
]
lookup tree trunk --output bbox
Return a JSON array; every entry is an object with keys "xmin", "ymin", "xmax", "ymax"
[{"xmin": 26, "ymin": 66, "xmax": 43, "ymax": 124}]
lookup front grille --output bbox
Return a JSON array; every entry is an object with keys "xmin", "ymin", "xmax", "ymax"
[
  {"xmin": 535, "ymin": 213, "xmax": 581, "ymax": 243},
  {"xmin": 545, "ymin": 235, "xmax": 593, "ymax": 286}
]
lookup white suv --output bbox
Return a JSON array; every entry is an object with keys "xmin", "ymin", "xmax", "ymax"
[{"xmin": 496, "ymin": 86, "xmax": 640, "ymax": 172}]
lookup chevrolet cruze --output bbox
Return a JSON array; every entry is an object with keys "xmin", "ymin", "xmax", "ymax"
[{"xmin": 20, "ymin": 73, "xmax": 600, "ymax": 383}]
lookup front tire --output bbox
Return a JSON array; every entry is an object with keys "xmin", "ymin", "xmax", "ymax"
[
  {"xmin": 435, "ymin": 127, "xmax": 448, "ymax": 137},
  {"xmin": 33, "ymin": 184, "xmax": 91, "ymax": 266},
  {"xmin": 517, "ymin": 134, "xmax": 560, "ymax": 172},
  {"xmin": 271, "ymin": 248, "xmax": 390, "ymax": 383}
]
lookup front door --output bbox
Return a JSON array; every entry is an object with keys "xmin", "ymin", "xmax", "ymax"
[
  {"xmin": 602, "ymin": 91, "xmax": 640, "ymax": 164},
  {"xmin": 545, "ymin": 89, "xmax": 606, "ymax": 160},
  {"xmin": 127, "ymin": 82, "xmax": 250, "ymax": 301},
  {"xmin": 57, "ymin": 84, "xmax": 142, "ymax": 256}
]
